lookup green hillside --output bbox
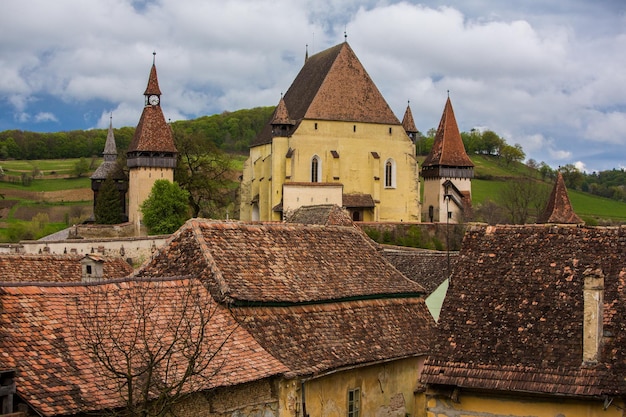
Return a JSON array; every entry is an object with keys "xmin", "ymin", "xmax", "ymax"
[{"xmin": 469, "ymin": 155, "xmax": 626, "ymax": 224}]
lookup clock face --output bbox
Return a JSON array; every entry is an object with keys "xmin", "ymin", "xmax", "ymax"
[{"xmin": 148, "ymin": 95, "xmax": 160, "ymax": 105}]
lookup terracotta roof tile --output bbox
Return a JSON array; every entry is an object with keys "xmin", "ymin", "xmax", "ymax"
[
  {"xmin": 143, "ymin": 63, "xmax": 162, "ymax": 96},
  {"xmin": 539, "ymin": 172, "xmax": 584, "ymax": 224},
  {"xmin": 135, "ymin": 219, "xmax": 426, "ymax": 304},
  {"xmin": 231, "ymin": 297, "xmax": 434, "ymax": 377},
  {"xmin": 0, "ymin": 279, "xmax": 286, "ymax": 416},
  {"xmin": 422, "ymin": 97, "xmax": 473, "ymax": 168},
  {"xmin": 402, "ymin": 103, "xmax": 418, "ymax": 133},
  {"xmin": 422, "ymin": 224, "xmax": 626, "ymax": 397},
  {"xmin": 0, "ymin": 254, "xmax": 132, "ymax": 283},
  {"xmin": 382, "ymin": 247, "xmax": 457, "ymax": 294},
  {"xmin": 253, "ymin": 42, "xmax": 401, "ymax": 146},
  {"xmin": 342, "ymin": 193, "xmax": 375, "ymax": 208},
  {"xmin": 127, "ymin": 105, "xmax": 177, "ymax": 153},
  {"xmin": 286, "ymin": 204, "xmax": 355, "ymax": 226}
]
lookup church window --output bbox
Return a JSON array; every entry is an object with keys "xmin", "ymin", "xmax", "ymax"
[
  {"xmin": 311, "ymin": 155, "xmax": 322, "ymax": 182},
  {"xmin": 315, "ymin": 122, "xmax": 318, "ymax": 130},
  {"xmin": 353, "ymin": 125, "xmax": 356, "ymax": 132},
  {"xmin": 384, "ymin": 159, "xmax": 396, "ymax": 188}
]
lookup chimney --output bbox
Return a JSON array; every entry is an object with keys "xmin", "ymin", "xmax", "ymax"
[{"xmin": 582, "ymin": 268, "xmax": 604, "ymax": 364}]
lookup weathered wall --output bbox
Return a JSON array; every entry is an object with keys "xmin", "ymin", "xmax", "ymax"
[
  {"xmin": 426, "ymin": 390, "xmax": 625, "ymax": 417},
  {"xmin": 279, "ymin": 357, "xmax": 427, "ymax": 417}
]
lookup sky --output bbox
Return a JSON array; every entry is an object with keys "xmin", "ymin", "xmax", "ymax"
[{"xmin": 1, "ymin": 0, "xmax": 625, "ymax": 172}]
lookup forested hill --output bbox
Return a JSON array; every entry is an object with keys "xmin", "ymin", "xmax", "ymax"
[{"xmin": 0, "ymin": 106, "xmax": 275, "ymax": 160}]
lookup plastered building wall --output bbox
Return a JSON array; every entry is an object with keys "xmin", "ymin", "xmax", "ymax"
[
  {"xmin": 425, "ymin": 391, "xmax": 624, "ymax": 417},
  {"xmin": 128, "ymin": 166, "xmax": 174, "ymax": 227},
  {"xmin": 278, "ymin": 357, "xmax": 427, "ymax": 417},
  {"xmin": 422, "ymin": 177, "xmax": 471, "ymax": 223},
  {"xmin": 241, "ymin": 120, "xmax": 420, "ymax": 222}
]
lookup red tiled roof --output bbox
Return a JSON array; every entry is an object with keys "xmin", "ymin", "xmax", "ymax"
[
  {"xmin": 143, "ymin": 63, "xmax": 162, "ymax": 96},
  {"xmin": 539, "ymin": 172, "xmax": 584, "ymax": 224},
  {"xmin": 342, "ymin": 193, "xmax": 375, "ymax": 208},
  {"xmin": 286, "ymin": 204, "xmax": 355, "ymax": 226},
  {"xmin": 422, "ymin": 224, "xmax": 626, "ymax": 397},
  {"xmin": 422, "ymin": 97, "xmax": 473, "ymax": 168},
  {"xmin": 253, "ymin": 43, "xmax": 401, "ymax": 146},
  {"xmin": 382, "ymin": 247, "xmax": 457, "ymax": 295},
  {"xmin": 127, "ymin": 105, "xmax": 177, "ymax": 153},
  {"xmin": 271, "ymin": 96, "xmax": 294, "ymax": 125},
  {"xmin": 0, "ymin": 279, "xmax": 287, "ymax": 416},
  {"xmin": 231, "ymin": 297, "xmax": 434, "ymax": 377},
  {"xmin": 0, "ymin": 254, "xmax": 132, "ymax": 282},
  {"xmin": 135, "ymin": 219, "xmax": 426, "ymax": 304},
  {"xmin": 402, "ymin": 103, "xmax": 418, "ymax": 133}
]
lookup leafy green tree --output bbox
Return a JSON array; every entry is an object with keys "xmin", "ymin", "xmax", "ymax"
[
  {"xmin": 94, "ymin": 175, "xmax": 124, "ymax": 224},
  {"xmin": 558, "ymin": 164, "xmax": 584, "ymax": 190},
  {"xmin": 499, "ymin": 143, "xmax": 526, "ymax": 165},
  {"xmin": 73, "ymin": 157, "xmax": 90, "ymax": 178},
  {"xmin": 173, "ymin": 126, "xmax": 235, "ymax": 218},
  {"xmin": 140, "ymin": 180, "xmax": 190, "ymax": 235}
]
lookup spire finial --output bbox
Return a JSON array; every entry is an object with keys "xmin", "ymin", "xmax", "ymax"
[
  {"xmin": 152, "ymin": 51, "xmax": 156, "ymax": 65},
  {"xmin": 344, "ymin": 29, "xmax": 347, "ymax": 42},
  {"xmin": 305, "ymin": 44, "xmax": 308, "ymax": 62},
  {"xmin": 447, "ymin": 89, "xmax": 450, "ymax": 98}
]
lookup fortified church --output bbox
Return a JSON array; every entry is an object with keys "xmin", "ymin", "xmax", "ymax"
[{"xmin": 93, "ymin": 42, "xmax": 473, "ymax": 228}]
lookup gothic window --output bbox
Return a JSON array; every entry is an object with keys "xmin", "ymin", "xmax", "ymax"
[
  {"xmin": 384, "ymin": 158, "xmax": 396, "ymax": 188},
  {"xmin": 311, "ymin": 155, "xmax": 322, "ymax": 182}
]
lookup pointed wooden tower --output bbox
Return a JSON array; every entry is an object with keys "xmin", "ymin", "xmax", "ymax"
[
  {"xmin": 90, "ymin": 115, "xmax": 127, "ymax": 221},
  {"xmin": 402, "ymin": 102, "xmax": 418, "ymax": 143},
  {"xmin": 127, "ymin": 54, "xmax": 178, "ymax": 231},
  {"xmin": 538, "ymin": 172, "xmax": 583, "ymax": 224},
  {"xmin": 421, "ymin": 97, "xmax": 474, "ymax": 223}
]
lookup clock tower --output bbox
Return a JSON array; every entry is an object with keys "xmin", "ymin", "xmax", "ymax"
[{"xmin": 127, "ymin": 54, "xmax": 178, "ymax": 233}]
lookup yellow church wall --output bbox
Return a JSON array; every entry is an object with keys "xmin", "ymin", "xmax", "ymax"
[
  {"xmin": 128, "ymin": 166, "xmax": 174, "ymax": 227},
  {"xmin": 264, "ymin": 357, "xmax": 427, "ymax": 417},
  {"xmin": 426, "ymin": 391, "xmax": 624, "ymax": 417},
  {"xmin": 240, "ymin": 119, "xmax": 420, "ymax": 222}
]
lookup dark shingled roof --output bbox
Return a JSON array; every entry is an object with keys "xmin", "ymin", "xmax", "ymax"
[
  {"xmin": 134, "ymin": 219, "xmax": 426, "ymax": 304},
  {"xmin": 231, "ymin": 297, "xmax": 435, "ymax": 377},
  {"xmin": 539, "ymin": 172, "xmax": 584, "ymax": 224},
  {"xmin": 422, "ymin": 224, "xmax": 626, "ymax": 398},
  {"xmin": 253, "ymin": 42, "xmax": 401, "ymax": 146},
  {"xmin": 91, "ymin": 117, "xmax": 126, "ymax": 180},
  {"xmin": 382, "ymin": 247, "xmax": 458, "ymax": 295},
  {"xmin": 0, "ymin": 254, "xmax": 133, "ymax": 282},
  {"xmin": 286, "ymin": 204, "xmax": 355, "ymax": 226},
  {"xmin": 422, "ymin": 97, "xmax": 473, "ymax": 168},
  {"xmin": 0, "ymin": 279, "xmax": 286, "ymax": 416},
  {"xmin": 343, "ymin": 193, "xmax": 375, "ymax": 208}
]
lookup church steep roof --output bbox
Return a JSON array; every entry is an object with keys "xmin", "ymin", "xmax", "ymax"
[
  {"xmin": 538, "ymin": 172, "xmax": 584, "ymax": 224},
  {"xmin": 143, "ymin": 62, "xmax": 162, "ymax": 96},
  {"xmin": 128, "ymin": 62, "xmax": 177, "ymax": 154},
  {"xmin": 402, "ymin": 103, "xmax": 418, "ymax": 134},
  {"xmin": 128, "ymin": 106, "xmax": 177, "ymax": 153},
  {"xmin": 271, "ymin": 96, "xmax": 295, "ymax": 125},
  {"xmin": 422, "ymin": 97, "xmax": 473, "ymax": 168},
  {"xmin": 103, "ymin": 116, "xmax": 117, "ymax": 158},
  {"xmin": 252, "ymin": 42, "xmax": 400, "ymax": 146}
]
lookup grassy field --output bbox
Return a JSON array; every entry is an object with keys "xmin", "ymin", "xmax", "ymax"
[{"xmin": 1, "ymin": 155, "xmax": 626, "ymax": 242}]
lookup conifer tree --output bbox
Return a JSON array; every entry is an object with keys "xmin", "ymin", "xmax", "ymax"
[{"xmin": 94, "ymin": 175, "xmax": 123, "ymax": 224}]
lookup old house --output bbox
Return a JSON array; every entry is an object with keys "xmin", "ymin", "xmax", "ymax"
[
  {"xmin": 420, "ymin": 223, "xmax": 626, "ymax": 416},
  {"xmin": 0, "ymin": 278, "xmax": 287, "ymax": 416},
  {"xmin": 239, "ymin": 41, "xmax": 421, "ymax": 222},
  {"xmin": 135, "ymin": 219, "xmax": 437, "ymax": 417}
]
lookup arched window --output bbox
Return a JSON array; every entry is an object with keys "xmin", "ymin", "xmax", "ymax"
[
  {"xmin": 311, "ymin": 155, "xmax": 322, "ymax": 182},
  {"xmin": 384, "ymin": 158, "xmax": 396, "ymax": 188}
]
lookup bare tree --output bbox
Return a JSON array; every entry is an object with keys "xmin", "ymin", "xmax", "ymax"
[
  {"xmin": 72, "ymin": 278, "xmax": 236, "ymax": 417},
  {"xmin": 498, "ymin": 176, "xmax": 550, "ymax": 224}
]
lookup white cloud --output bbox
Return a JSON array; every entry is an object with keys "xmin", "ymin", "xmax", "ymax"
[
  {"xmin": 34, "ymin": 112, "xmax": 59, "ymax": 123},
  {"xmin": 0, "ymin": 0, "xmax": 625, "ymax": 170}
]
